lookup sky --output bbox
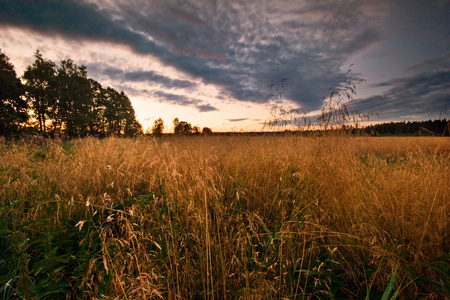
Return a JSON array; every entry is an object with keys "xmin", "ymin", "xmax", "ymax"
[{"xmin": 0, "ymin": 0, "xmax": 449, "ymax": 132}]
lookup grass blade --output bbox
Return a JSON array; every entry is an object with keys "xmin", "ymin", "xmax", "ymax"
[{"xmin": 381, "ymin": 267, "xmax": 398, "ymax": 300}]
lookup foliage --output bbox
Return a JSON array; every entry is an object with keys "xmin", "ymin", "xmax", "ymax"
[
  {"xmin": 0, "ymin": 50, "xmax": 28, "ymax": 135},
  {"xmin": 173, "ymin": 117, "xmax": 193, "ymax": 135},
  {"xmin": 3, "ymin": 49, "xmax": 142, "ymax": 138},
  {"xmin": 202, "ymin": 127, "xmax": 213, "ymax": 135},
  {"xmin": 22, "ymin": 50, "xmax": 58, "ymax": 136},
  {"xmin": 364, "ymin": 119, "xmax": 449, "ymax": 136},
  {"xmin": 101, "ymin": 88, "xmax": 142, "ymax": 137},
  {"xmin": 56, "ymin": 59, "xmax": 94, "ymax": 137},
  {"xmin": 192, "ymin": 125, "xmax": 200, "ymax": 135},
  {"xmin": 151, "ymin": 118, "xmax": 165, "ymax": 136}
]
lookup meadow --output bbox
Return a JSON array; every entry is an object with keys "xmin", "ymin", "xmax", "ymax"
[{"xmin": 0, "ymin": 135, "xmax": 448, "ymax": 299}]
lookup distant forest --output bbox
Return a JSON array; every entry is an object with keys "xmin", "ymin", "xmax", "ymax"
[
  {"xmin": 363, "ymin": 119, "xmax": 449, "ymax": 136},
  {"xmin": 1, "ymin": 50, "xmax": 142, "ymax": 138}
]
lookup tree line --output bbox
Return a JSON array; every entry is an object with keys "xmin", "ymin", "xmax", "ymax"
[
  {"xmin": 363, "ymin": 119, "xmax": 449, "ymax": 136},
  {"xmin": 149, "ymin": 117, "xmax": 213, "ymax": 136},
  {"xmin": 1, "ymin": 50, "xmax": 142, "ymax": 138}
]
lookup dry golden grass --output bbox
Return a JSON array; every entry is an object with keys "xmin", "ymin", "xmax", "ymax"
[{"xmin": 0, "ymin": 135, "xmax": 449, "ymax": 299}]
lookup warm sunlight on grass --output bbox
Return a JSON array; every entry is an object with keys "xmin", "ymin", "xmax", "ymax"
[{"xmin": 1, "ymin": 135, "xmax": 449, "ymax": 299}]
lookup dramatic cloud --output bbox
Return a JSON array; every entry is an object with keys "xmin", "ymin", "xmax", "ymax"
[
  {"xmin": 154, "ymin": 91, "xmax": 218, "ymax": 112},
  {"xmin": 196, "ymin": 104, "xmax": 218, "ymax": 112},
  {"xmin": 87, "ymin": 65, "xmax": 197, "ymax": 90},
  {"xmin": 407, "ymin": 51, "xmax": 450, "ymax": 74},
  {"xmin": 351, "ymin": 50, "xmax": 450, "ymax": 121},
  {"xmin": 352, "ymin": 70, "xmax": 450, "ymax": 120},
  {"xmin": 0, "ymin": 0, "xmax": 384, "ymax": 111},
  {"xmin": 228, "ymin": 118, "xmax": 249, "ymax": 122},
  {"xmin": 0, "ymin": 0, "xmax": 448, "ymax": 129}
]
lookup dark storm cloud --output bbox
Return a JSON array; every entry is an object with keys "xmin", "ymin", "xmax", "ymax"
[
  {"xmin": 228, "ymin": 118, "xmax": 249, "ymax": 122},
  {"xmin": 0, "ymin": 0, "xmax": 227, "ymax": 83},
  {"xmin": 125, "ymin": 72, "xmax": 195, "ymax": 89},
  {"xmin": 351, "ymin": 70, "xmax": 450, "ymax": 120},
  {"xmin": 200, "ymin": 0, "xmax": 383, "ymax": 110},
  {"xmin": 353, "ymin": 51, "xmax": 450, "ymax": 121},
  {"xmin": 154, "ymin": 91, "xmax": 218, "ymax": 112},
  {"xmin": 86, "ymin": 64, "xmax": 197, "ymax": 89},
  {"xmin": 0, "ymin": 0, "xmax": 384, "ymax": 111},
  {"xmin": 0, "ymin": 0, "xmax": 165, "ymax": 55},
  {"xmin": 196, "ymin": 104, "xmax": 218, "ymax": 112},
  {"xmin": 407, "ymin": 51, "xmax": 450, "ymax": 73}
]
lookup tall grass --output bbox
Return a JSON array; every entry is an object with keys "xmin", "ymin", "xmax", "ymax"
[{"xmin": 0, "ymin": 135, "xmax": 449, "ymax": 299}]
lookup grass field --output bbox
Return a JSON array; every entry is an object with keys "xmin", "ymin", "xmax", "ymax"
[{"xmin": 0, "ymin": 135, "xmax": 449, "ymax": 299}]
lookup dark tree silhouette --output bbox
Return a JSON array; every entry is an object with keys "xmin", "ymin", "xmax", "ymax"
[
  {"xmin": 20, "ymin": 50, "xmax": 142, "ymax": 138},
  {"xmin": 103, "ymin": 88, "xmax": 142, "ymax": 137},
  {"xmin": 56, "ymin": 59, "xmax": 94, "ymax": 137},
  {"xmin": 202, "ymin": 127, "xmax": 213, "ymax": 135},
  {"xmin": 173, "ymin": 118, "xmax": 192, "ymax": 135},
  {"xmin": 363, "ymin": 119, "xmax": 449, "ymax": 136},
  {"xmin": 88, "ymin": 79, "xmax": 108, "ymax": 136},
  {"xmin": 0, "ymin": 50, "xmax": 28, "ymax": 135},
  {"xmin": 23, "ymin": 50, "xmax": 57, "ymax": 135},
  {"xmin": 151, "ymin": 118, "xmax": 164, "ymax": 136}
]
